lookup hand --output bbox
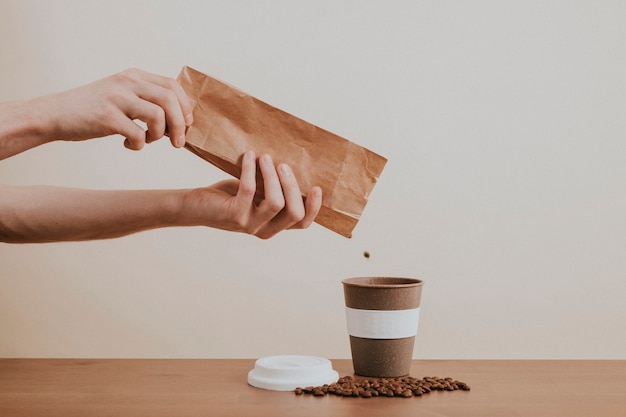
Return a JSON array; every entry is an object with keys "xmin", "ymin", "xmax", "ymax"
[
  {"xmin": 0, "ymin": 151, "xmax": 322, "ymax": 243},
  {"xmin": 182, "ymin": 151, "xmax": 322, "ymax": 239},
  {"xmin": 42, "ymin": 68, "xmax": 194, "ymax": 150}
]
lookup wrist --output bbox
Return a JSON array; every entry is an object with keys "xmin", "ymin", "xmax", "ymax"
[
  {"xmin": 0, "ymin": 99, "xmax": 57, "ymax": 159},
  {"xmin": 174, "ymin": 189, "xmax": 196, "ymax": 227},
  {"xmin": 161, "ymin": 189, "xmax": 198, "ymax": 228},
  {"xmin": 174, "ymin": 188, "xmax": 220, "ymax": 229}
]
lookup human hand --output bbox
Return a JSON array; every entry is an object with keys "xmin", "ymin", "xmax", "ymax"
[
  {"xmin": 41, "ymin": 68, "xmax": 194, "ymax": 150},
  {"xmin": 0, "ymin": 151, "xmax": 321, "ymax": 243},
  {"xmin": 181, "ymin": 151, "xmax": 322, "ymax": 239}
]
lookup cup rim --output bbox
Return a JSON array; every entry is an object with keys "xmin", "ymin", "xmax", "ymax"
[{"xmin": 342, "ymin": 277, "xmax": 423, "ymax": 288}]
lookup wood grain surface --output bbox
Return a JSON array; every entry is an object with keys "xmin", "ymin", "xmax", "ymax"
[{"xmin": 1, "ymin": 359, "xmax": 624, "ymax": 417}]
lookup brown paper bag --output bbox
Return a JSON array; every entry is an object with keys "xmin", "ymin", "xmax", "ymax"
[{"xmin": 177, "ymin": 66, "xmax": 387, "ymax": 238}]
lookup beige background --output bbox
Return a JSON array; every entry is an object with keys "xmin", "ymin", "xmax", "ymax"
[{"xmin": 1, "ymin": 0, "xmax": 625, "ymax": 359}]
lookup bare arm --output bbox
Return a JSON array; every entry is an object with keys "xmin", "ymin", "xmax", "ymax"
[
  {"xmin": 0, "ymin": 151, "xmax": 322, "ymax": 243},
  {"xmin": 0, "ymin": 185, "xmax": 183, "ymax": 242},
  {"xmin": 0, "ymin": 68, "xmax": 194, "ymax": 160},
  {"xmin": 0, "ymin": 69, "xmax": 322, "ymax": 242},
  {"xmin": 0, "ymin": 99, "xmax": 52, "ymax": 159}
]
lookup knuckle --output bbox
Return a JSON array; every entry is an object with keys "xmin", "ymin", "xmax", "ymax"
[
  {"xmin": 128, "ymin": 131, "xmax": 145, "ymax": 145},
  {"xmin": 288, "ymin": 206, "xmax": 306, "ymax": 223},
  {"xmin": 126, "ymin": 138, "xmax": 144, "ymax": 151},
  {"xmin": 147, "ymin": 106, "xmax": 165, "ymax": 123},
  {"xmin": 266, "ymin": 197, "xmax": 285, "ymax": 214},
  {"xmin": 159, "ymin": 88, "xmax": 178, "ymax": 106},
  {"xmin": 121, "ymin": 67, "xmax": 141, "ymax": 78},
  {"xmin": 162, "ymin": 77, "xmax": 179, "ymax": 91},
  {"xmin": 282, "ymin": 211, "xmax": 304, "ymax": 227},
  {"xmin": 98, "ymin": 103, "xmax": 119, "ymax": 122},
  {"xmin": 231, "ymin": 214, "xmax": 247, "ymax": 230},
  {"xmin": 112, "ymin": 70, "xmax": 134, "ymax": 85},
  {"xmin": 238, "ymin": 182, "xmax": 256, "ymax": 198},
  {"xmin": 231, "ymin": 210, "xmax": 255, "ymax": 233},
  {"xmin": 255, "ymin": 230, "xmax": 274, "ymax": 240},
  {"xmin": 103, "ymin": 88, "xmax": 127, "ymax": 107},
  {"xmin": 292, "ymin": 219, "xmax": 312, "ymax": 230}
]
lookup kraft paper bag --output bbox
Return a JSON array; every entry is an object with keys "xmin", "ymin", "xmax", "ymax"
[{"xmin": 177, "ymin": 66, "xmax": 387, "ymax": 238}]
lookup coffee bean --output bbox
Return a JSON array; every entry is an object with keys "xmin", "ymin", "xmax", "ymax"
[{"xmin": 295, "ymin": 375, "xmax": 470, "ymax": 399}]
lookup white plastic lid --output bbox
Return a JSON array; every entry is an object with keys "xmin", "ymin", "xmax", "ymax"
[{"xmin": 247, "ymin": 355, "xmax": 339, "ymax": 391}]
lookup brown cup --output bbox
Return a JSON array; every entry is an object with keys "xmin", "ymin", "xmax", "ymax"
[{"xmin": 342, "ymin": 277, "xmax": 424, "ymax": 378}]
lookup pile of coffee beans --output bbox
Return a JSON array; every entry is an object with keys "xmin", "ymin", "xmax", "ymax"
[{"xmin": 295, "ymin": 375, "xmax": 470, "ymax": 398}]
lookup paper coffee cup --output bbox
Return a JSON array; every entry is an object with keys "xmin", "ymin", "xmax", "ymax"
[{"xmin": 342, "ymin": 277, "xmax": 423, "ymax": 377}]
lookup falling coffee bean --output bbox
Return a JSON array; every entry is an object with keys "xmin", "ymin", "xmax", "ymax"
[{"xmin": 363, "ymin": 251, "xmax": 370, "ymax": 259}]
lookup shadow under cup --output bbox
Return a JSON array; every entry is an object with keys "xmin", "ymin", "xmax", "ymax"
[{"xmin": 342, "ymin": 277, "xmax": 423, "ymax": 378}]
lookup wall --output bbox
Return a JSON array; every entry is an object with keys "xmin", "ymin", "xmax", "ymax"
[{"xmin": 1, "ymin": 0, "xmax": 625, "ymax": 359}]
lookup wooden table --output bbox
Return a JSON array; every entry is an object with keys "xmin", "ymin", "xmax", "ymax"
[{"xmin": 1, "ymin": 359, "xmax": 625, "ymax": 417}]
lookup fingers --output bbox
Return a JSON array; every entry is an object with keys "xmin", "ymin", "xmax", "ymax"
[
  {"xmin": 114, "ymin": 68, "xmax": 193, "ymax": 150},
  {"xmin": 256, "ymin": 155, "xmax": 285, "ymax": 218},
  {"xmin": 236, "ymin": 150, "xmax": 257, "ymax": 208},
  {"xmin": 238, "ymin": 153, "xmax": 320, "ymax": 239},
  {"xmin": 112, "ymin": 113, "xmax": 151, "ymax": 151},
  {"xmin": 127, "ymin": 68, "xmax": 194, "ymax": 123},
  {"xmin": 133, "ymin": 81, "xmax": 188, "ymax": 148},
  {"xmin": 294, "ymin": 186, "xmax": 322, "ymax": 229},
  {"xmin": 124, "ymin": 99, "xmax": 167, "ymax": 150}
]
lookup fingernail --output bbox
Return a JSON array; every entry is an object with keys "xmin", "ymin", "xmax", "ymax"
[
  {"xmin": 263, "ymin": 154, "xmax": 272, "ymax": 164},
  {"xmin": 177, "ymin": 134, "xmax": 186, "ymax": 147},
  {"xmin": 185, "ymin": 113, "xmax": 193, "ymax": 125},
  {"xmin": 279, "ymin": 164, "xmax": 292, "ymax": 176}
]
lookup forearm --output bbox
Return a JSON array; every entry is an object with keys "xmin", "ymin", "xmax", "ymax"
[
  {"xmin": 3, "ymin": 69, "xmax": 195, "ymax": 158},
  {"xmin": 0, "ymin": 185, "xmax": 187, "ymax": 243},
  {"xmin": 0, "ymin": 99, "xmax": 55, "ymax": 160}
]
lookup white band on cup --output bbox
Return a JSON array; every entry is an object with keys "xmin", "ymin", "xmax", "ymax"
[{"xmin": 345, "ymin": 307, "xmax": 421, "ymax": 339}]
